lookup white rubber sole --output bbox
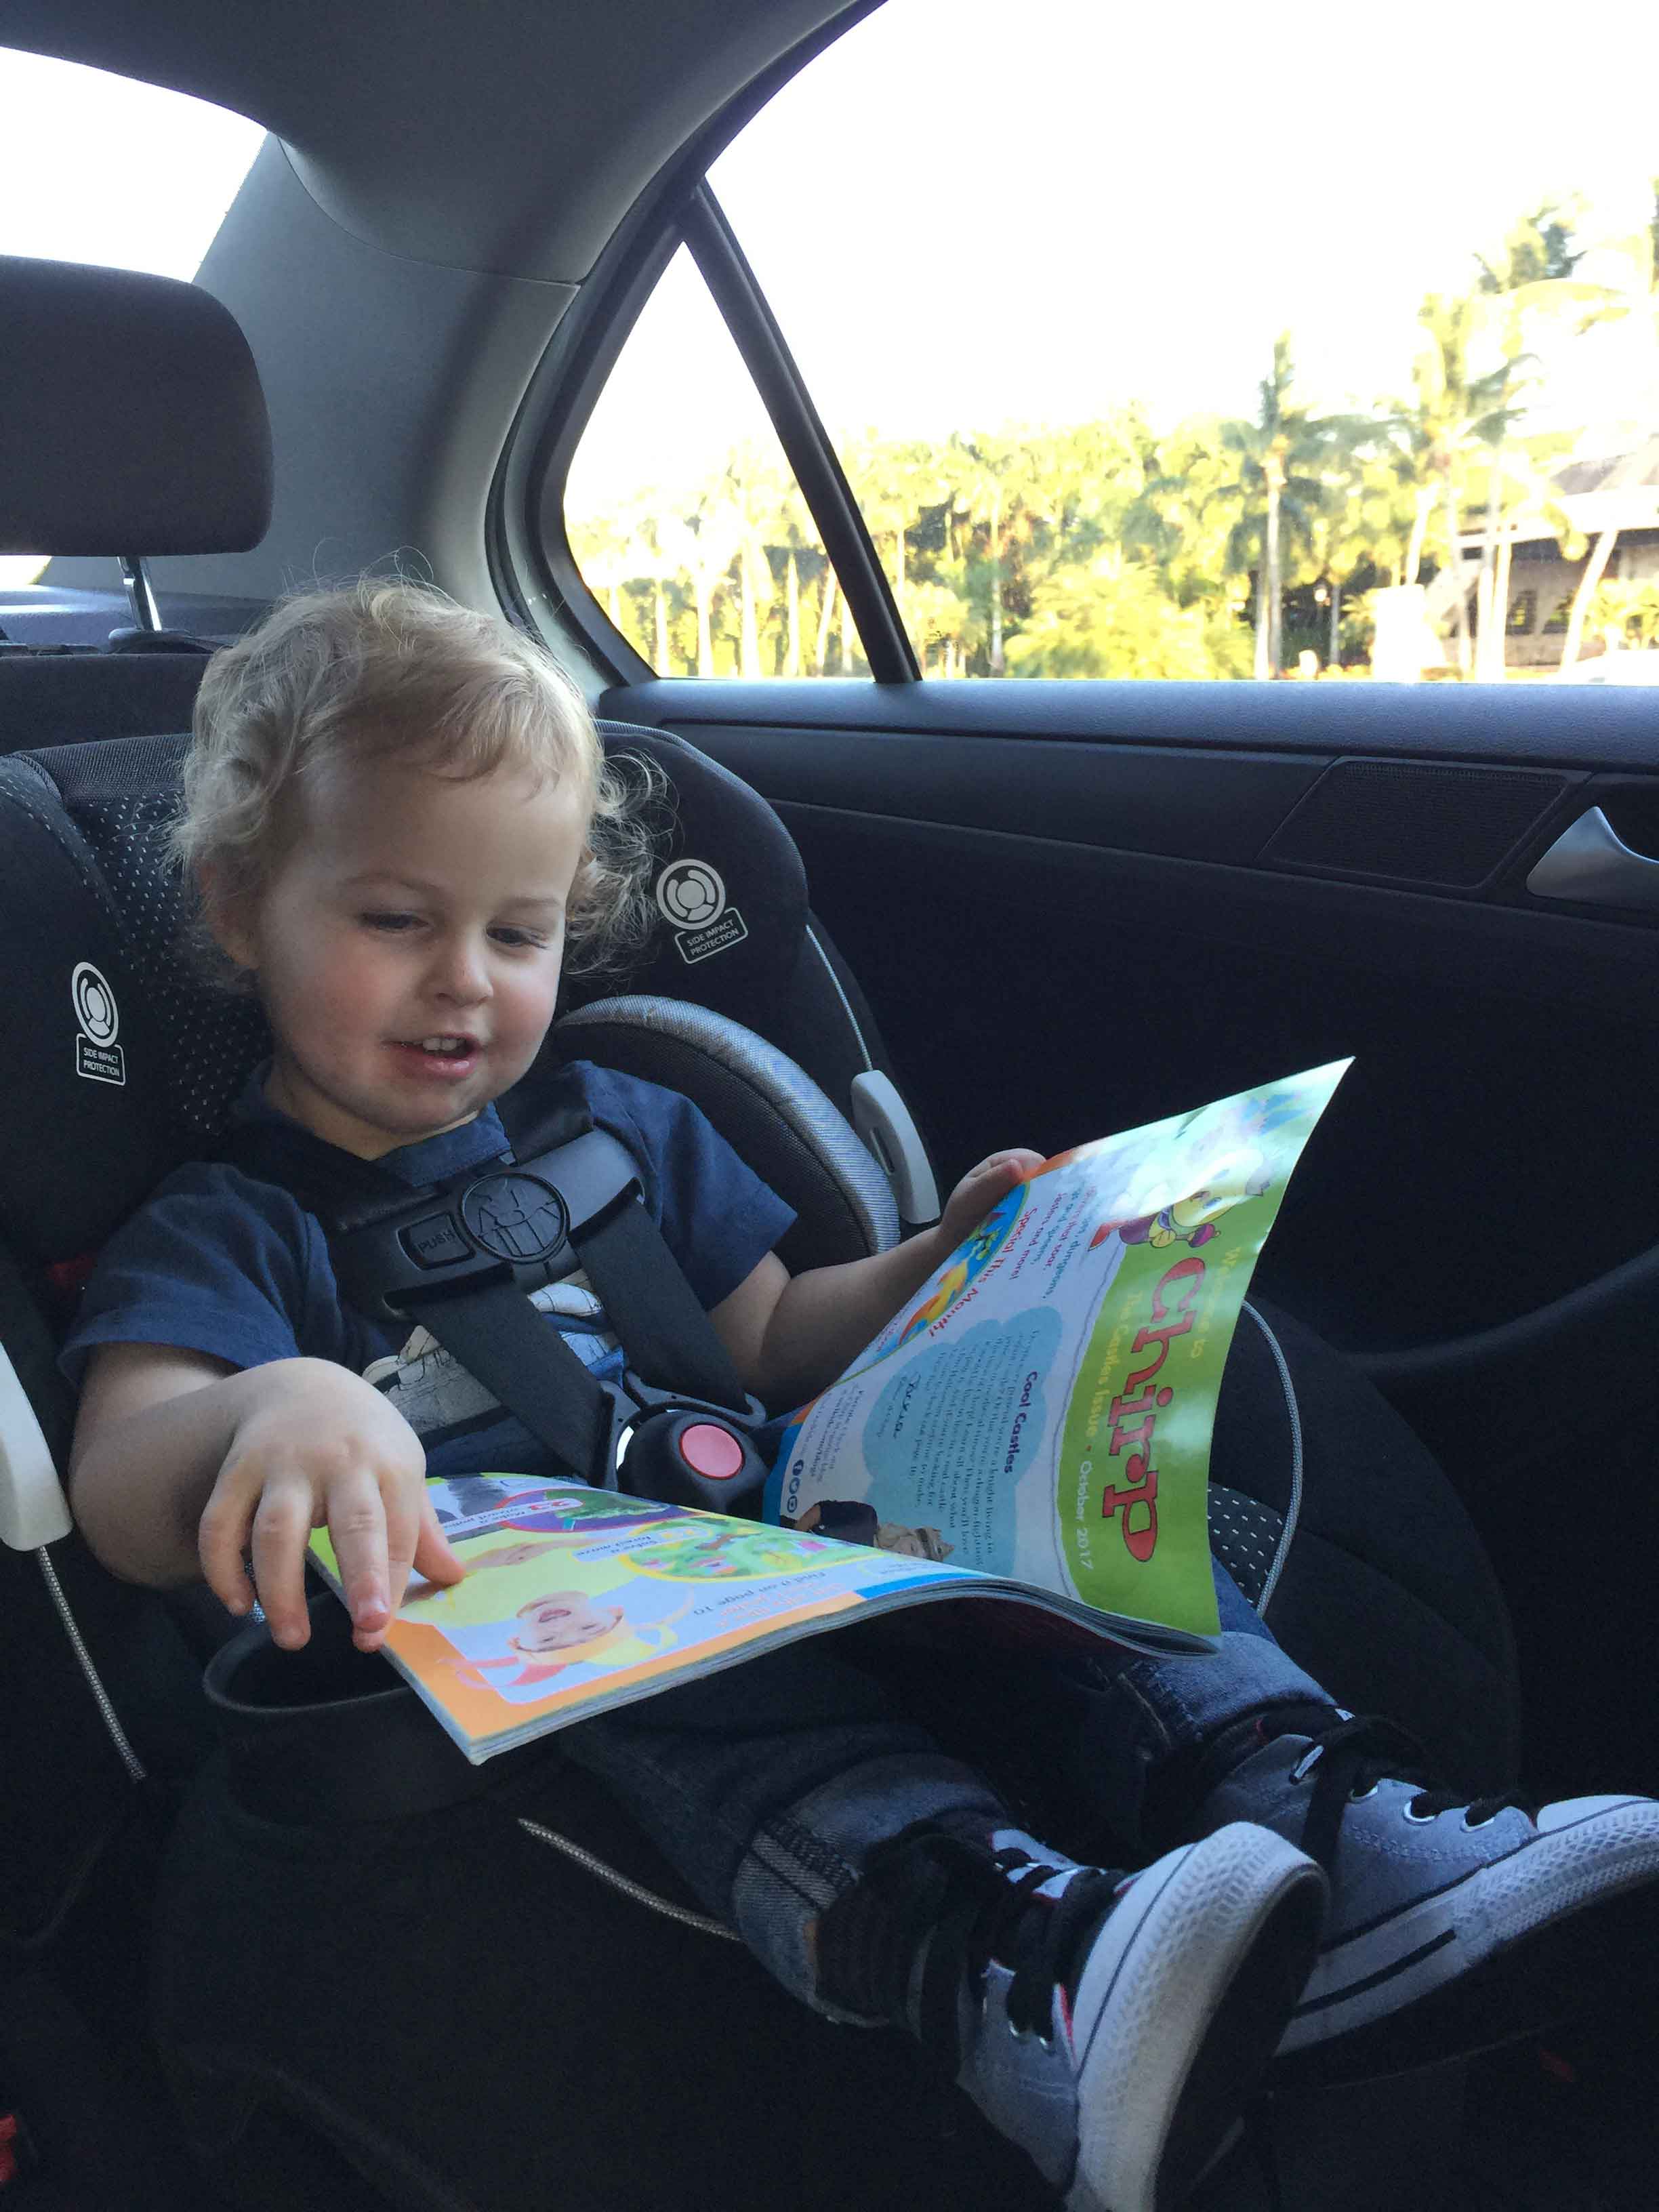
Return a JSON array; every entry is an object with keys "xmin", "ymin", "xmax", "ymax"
[
  {"xmin": 1067, "ymin": 1822, "xmax": 1326, "ymax": 2212},
  {"xmin": 1280, "ymin": 1795, "xmax": 1659, "ymax": 2059}
]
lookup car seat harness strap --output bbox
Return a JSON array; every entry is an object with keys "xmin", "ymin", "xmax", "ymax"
[{"xmin": 218, "ymin": 1089, "xmax": 768, "ymax": 1513}]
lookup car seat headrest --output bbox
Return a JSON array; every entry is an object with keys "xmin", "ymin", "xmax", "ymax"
[
  {"xmin": 568, "ymin": 722, "xmax": 810, "ymax": 1034},
  {"xmin": 0, "ymin": 256, "xmax": 273, "ymax": 556},
  {"xmin": 0, "ymin": 718, "xmax": 813, "ymax": 1265}
]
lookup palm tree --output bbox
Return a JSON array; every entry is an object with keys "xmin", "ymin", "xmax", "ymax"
[
  {"xmin": 811, "ymin": 564, "xmax": 838, "ymax": 677},
  {"xmin": 1218, "ymin": 337, "xmax": 1370, "ymax": 680},
  {"xmin": 1461, "ymin": 436, "xmax": 1580, "ymax": 680},
  {"xmin": 1558, "ymin": 443, "xmax": 1658, "ymax": 670},
  {"xmin": 1382, "ymin": 209, "xmax": 1632, "ymax": 676},
  {"xmin": 619, "ymin": 497, "xmax": 683, "ymax": 672},
  {"xmin": 659, "ymin": 496, "xmax": 741, "ymax": 678},
  {"xmin": 767, "ymin": 476, "xmax": 823, "ymax": 680},
  {"xmin": 842, "ymin": 436, "xmax": 945, "ymax": 640},
  {"xmin": 1123, "ymin": 415, "xmax": 1250, "ymax": 630},
  {"xmin": 1382, "ymin": 295, "xmax": 1520, "ymax": 674},
  {"xmin": 944, "ymin": 431, "xmax": 1048, "ymax": 675},
  {"xmin": 1555, "ymin": 205, "xmax": 1659, "ymax": 668},
  {"xmin": 1466, "ymin": 201, "xmax": 1630, "ymax": 676},
  {"xmin": 1300, "ymin": 447, "xmax": 1420, "ymax": 668}
]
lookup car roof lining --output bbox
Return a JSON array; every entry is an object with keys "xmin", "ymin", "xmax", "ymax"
[{"xmin": 3, "ymin": 0, "xmax": 861, "ymax": 281}]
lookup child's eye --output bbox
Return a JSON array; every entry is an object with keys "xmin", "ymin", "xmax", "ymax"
[
  {"xmin": 360, "ymin": 911, "xmax": 420, "ymax": 933},
  {"xmin": 489, "ymin": 926, "xmax": 551, "ymax": 949}
]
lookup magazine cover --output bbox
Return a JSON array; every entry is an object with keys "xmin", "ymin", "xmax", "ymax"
[{"xmin": 764, "ymin": 1061, "xmax": 1351, "ymax": 1639}]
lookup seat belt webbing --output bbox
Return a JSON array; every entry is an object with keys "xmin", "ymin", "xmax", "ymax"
[
  {"xmin": 409, "ymin": 1278, "xmax": 612, "ymax": 1486},
  {"xmin": 573, "ymin": 1199, "xmax": 749, "ymax": 1413}
]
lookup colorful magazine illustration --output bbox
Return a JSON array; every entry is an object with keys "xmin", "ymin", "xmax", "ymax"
[
  {"xmin": 767, "ymin": 1059, "xmax": 1351, "ymax": 1640},
  {"xmin": 310, "ymin": 1061, "xmax": 1349, "ymax": 1762}
]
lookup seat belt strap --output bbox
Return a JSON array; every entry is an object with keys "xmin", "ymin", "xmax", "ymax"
[
  {"xmin": 404, "ymin": 1278, "xmax": 612, "ymax": 1486},
  {"xmin": 572, "ymin": 1197, "xmax": 749, "ymax": 1412},
  {"xmin": 218, "ymin": 1083, "xmax": 758, "ymax": 1475}
]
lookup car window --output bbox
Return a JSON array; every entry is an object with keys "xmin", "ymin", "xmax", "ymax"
[
  {"xmin": 566, "ymin": 0, "xmax": 1659, "ymax": 686},
  {"xmin": 0, "ymin": 47, "xmax": 264, "ymax": 590},
  {"xmin": 563, "ymin": 245, "xmax": 863, "ymax": 678}
]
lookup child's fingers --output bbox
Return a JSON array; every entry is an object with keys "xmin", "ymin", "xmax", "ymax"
[
  {"xmin": 247, "ymin": 1463, "xmax": 333, "ymax": 1650},
  {"xmin": 315, "ymin": 1468, "xmax": 394, "ymax": 1652},
  {"xmin": 378, "ymin": 1489, "xmax": 463, "ymax": 1641},
  {"xmin": 944, "ymin": 1150, "xmax": 1039, "ymax": 1233},
  {"xmin": 197, "ymin": 1473, "xmax": 259, "ymax": 1619},
  {"xmin": 410, "ymin": 1495, "xmax": 466, "ymax": 1592},
  {"xmin": 374, "ymin": 1481, "xmax": 420, "ymax": 1645},
  {"xmin": 974, "ymin": 1148, "xmax": 1042, "ymax": 1184}
]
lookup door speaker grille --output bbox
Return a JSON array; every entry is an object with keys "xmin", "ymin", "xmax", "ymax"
[{"xmin": 1261, "ymin": 758, "xmax": 1566, "ymax": 888}]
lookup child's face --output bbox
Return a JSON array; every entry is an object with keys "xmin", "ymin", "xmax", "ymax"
[
  {"xmin": 213, "ymin": 755, "xmax": 589, "ymax": 1158},
  {"xmin": 514, "ymin": 1591, "xmax": 618, "ymax": 1651}
]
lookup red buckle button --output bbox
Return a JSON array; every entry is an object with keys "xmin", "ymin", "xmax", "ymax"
[{"xmin": 677, "ymin": 1422, "xmax": 746, "ymax": 1481}]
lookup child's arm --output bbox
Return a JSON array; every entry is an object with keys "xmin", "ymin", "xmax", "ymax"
[
  {"xmin": 712, "ymin": 1149, "xmax": 1044, "ymax": 1409},
  {"xmin": 69, "ymin": 1344, "xmax": 463, "ymax": 1653}
]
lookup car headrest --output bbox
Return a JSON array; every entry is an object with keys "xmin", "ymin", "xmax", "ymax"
[
  {"xmin": 0, "ymin": 256, "xmax": 273, "ymax": 556},
  {"xmin": 0, "ymin": 719, "xmax": 811, "ymax": 1266}
]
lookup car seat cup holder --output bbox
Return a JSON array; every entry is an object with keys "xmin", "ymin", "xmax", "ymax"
[
  {"xmin": 202, "ymin": 1376, "xmax": 771, "ymax": 1826},
  {"xmin": 203, "ymin": 1593, "xmax": 513, "ymax": 1823}
]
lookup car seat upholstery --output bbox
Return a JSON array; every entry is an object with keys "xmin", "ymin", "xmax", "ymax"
[
  {"xmin": 0, "ymin": 251, "xmax": 1525, "ymax": 2210},
  {"xmin": 0, "ymin": 249, "xmax": 937, "ymax": 1971},
  {"xmin": 0, "ymin": 255, "xmax": 285, "ymax": 1964},
  {"xmin": 0, "ymin": 240, "xmax": 1521, "ymax": 1740}
]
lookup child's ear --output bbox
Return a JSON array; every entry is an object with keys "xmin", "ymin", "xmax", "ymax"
[{"xmin": 199, "ymin": 863, "xmax": 259, "ymax": 972}]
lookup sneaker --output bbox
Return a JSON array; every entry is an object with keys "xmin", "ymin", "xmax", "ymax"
[
  {"xmin": 1195, "ymin": 1706, "xmax": 1659, "ymax": 2075},
  {"xmin": 846, "ymin": 1818, "xmax": 1326, "ymax": 2212}
]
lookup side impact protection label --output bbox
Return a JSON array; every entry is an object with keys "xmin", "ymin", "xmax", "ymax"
[
  {"xmin": 72, "ymin": 960, "xmax": 125, "ymax": 1086},
  {"xmin": 656, "ymin": 859, "xmax": 748, "ymax": 966}
]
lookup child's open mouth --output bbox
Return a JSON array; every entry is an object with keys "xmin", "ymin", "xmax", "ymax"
[{"xmin": 390, "ymin": 1035, "xmax": 479, "ymax": 1077}]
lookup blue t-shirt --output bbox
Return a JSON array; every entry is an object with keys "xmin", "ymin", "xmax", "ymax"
[{"xmin": 60, "ymin": 1060, "xmax": 796, "ymax": 1483}]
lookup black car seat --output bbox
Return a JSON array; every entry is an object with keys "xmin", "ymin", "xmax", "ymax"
[{"xmin": 0, "ymin": 253, "xmax": 1519, "ymax": 2211}]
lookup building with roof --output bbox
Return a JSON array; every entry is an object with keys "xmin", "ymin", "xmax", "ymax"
[{"xmin": 1456, "ymin": 436, "xmax": 1659, "ymax": 670}]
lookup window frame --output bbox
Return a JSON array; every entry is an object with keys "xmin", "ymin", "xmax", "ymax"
[{"xmin": 490, "ymin": 1, "xmax": 916, "ymax": 687}]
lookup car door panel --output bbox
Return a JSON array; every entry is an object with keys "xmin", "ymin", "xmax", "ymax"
[
  {"xmin": 602, "ymin": 676, "xmax": 1659, "ymax": 1787},
  {"xmin": 601, "ymin": 680, "xmax": 1659, "ymax": 1358}
]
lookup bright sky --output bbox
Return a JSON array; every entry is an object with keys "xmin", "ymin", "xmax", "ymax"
[
  {"xmin": 710, "ymin": 0, "xmax": 1659, "ymax": 434},
  {"xmin": 589, "ymin": 0, "xmax": 1659, "ymax": 496},
  {"xmin": 0, "ymin": 47, "xmax": 262, "ymax": 275},
  {"xmin": 5, "ymin": 1, "xmax": 1659, "ymax": 532}
]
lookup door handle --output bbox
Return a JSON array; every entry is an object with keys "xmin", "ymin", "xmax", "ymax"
[{"xmin": 1525, "ymin": 807, "xmax": 1659, "ymax": 912}]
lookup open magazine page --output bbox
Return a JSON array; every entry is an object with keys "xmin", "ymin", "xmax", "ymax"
[
  {"xmin": 764, "ymin": 1061, "xmax": 1351, "ymax": 1641},
  {"xmin": 311, "ymin": 1477, "xmax": 1020, "ymax": 1761}
]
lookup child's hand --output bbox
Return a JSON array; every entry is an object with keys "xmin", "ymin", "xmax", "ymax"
[
  {"xmin": 935, "ymin": 1149, "xmax": 1046, "ymax": 1252},
  {"xmin": 195, "ymin": 1360, "xmax": 464, "ymax": 1654}
]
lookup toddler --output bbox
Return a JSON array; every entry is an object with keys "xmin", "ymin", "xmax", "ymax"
[{"xmin": 65, "ymin": 583, "xmax": 1659, "ymax": 2212}]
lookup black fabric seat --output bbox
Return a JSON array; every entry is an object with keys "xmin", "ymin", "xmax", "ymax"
[{"xmin": 0, "ymin": 716, "xmax": 1521, "ymax": 1771}]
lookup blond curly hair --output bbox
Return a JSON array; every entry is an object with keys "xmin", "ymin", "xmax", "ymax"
[{"xmin": 170, "ymin": 579, "xmax": 659, "ymax": 983}]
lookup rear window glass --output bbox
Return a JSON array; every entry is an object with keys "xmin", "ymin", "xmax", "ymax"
[{"xmin": 0, "ymin": 47, "xmax": 264, "ymax": 588}]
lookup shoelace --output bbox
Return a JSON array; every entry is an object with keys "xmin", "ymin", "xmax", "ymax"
[
  {"xmin": 1286, "ymin": 1714, "xmax": 1528, "ymax": 1870},
  {"xmin": 859, "ymin": 1826, "xmax": 1119, "ymax": 2068}
]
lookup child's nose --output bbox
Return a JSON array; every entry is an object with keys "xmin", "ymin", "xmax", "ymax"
[{"xmin": 432, "ymin": 938, "xmax": 491, "ymax": 1002}]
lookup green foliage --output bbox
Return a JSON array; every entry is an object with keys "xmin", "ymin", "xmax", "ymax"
[
  {"xmin": 1004, "ymin": 555, "xmax": 1252, "ymax": 678},
  {"xmin": 1586, "ymin": 577, "xmax": 1659, "ymax": 649},
  {"xmin": 564, "ymin": 190, "xmax": 1654, "ymax": 684},
  {"xmin": 1476, "ymin": 201, "xmax": 1585, "ymax": 293}
]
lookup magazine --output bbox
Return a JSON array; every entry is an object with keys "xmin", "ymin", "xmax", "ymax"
[{"xmin": 309, "ymin": 1060, "xmax": 1349, "ymax": 1763}]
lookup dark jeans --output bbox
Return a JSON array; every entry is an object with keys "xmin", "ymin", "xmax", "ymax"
[{"xmin": 564, "ymin": 1553, "xmax": 1324, "ymax": 2011}]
